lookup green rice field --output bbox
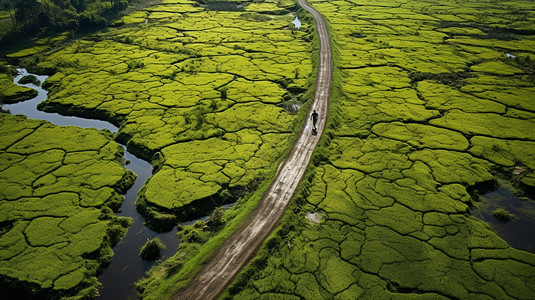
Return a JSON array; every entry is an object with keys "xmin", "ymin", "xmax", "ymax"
[
  {"xmin": 1, "ymin": 0, "xmax": 535, "ymax": 298},
  {"xmin": 227, "ymin": 0, "xmax": 535, "ymax": 298}
]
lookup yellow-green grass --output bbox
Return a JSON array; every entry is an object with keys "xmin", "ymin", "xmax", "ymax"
[
  {"xmin": 6, "ymin": 45, "xmax": 49, "ymax": 59},
  {"xmin": 134, "ymin": 4, "xmax": 320, "ymax": 298},
  {"xmin": 227, "ymin": 0, "xmax": 535, "ymax": 299},
  {"xmin": 0, "ymin": 73, "xmax": 38, "ymax": 104},
  {"xmin": 22, "ymin": 0, "xmax": 315, "ymax": 229},
  {"xmin": 0, "ymin": 10, "xmax": 13, "ymax": 20},
  {"xmin": 3, "ymin": 0, "xmax": 313, "ymax": 297},
  {"xmin": 0, "ymin": 113, "xmax": 135, "ymax": 298}
]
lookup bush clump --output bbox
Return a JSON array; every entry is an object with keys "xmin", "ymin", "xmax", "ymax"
[
  {"xmin": 17, "ymin": 75, "xmax": 41, "ymax": 86},
  {"xmin": 493, "ymin": 208, "xmax": 516, "ymax": 222},
  {"xmin": 139, "ymin": 237, "xmax": 166, "ymax": 260}
]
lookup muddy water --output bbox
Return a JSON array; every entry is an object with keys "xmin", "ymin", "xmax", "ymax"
[
  {"xmin": 472, "ymin": 181, "xmax": 535, "ymax": 253},
  {"xmin": 4, "ymin": 69, "xmax": 179, "ymax": 299}
]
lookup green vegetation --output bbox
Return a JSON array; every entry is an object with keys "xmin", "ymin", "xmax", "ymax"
[
  {"xmin": 140, "ymin": 206, "xmax": 230, "ymax": 277},
  {"xmin": 6, "ymin": 0, "xmax": 315, "ymax": 231},
  {"xmin": 140, "ymin": 237, "xmax": 166, "ymax": 260},
  {"xmin": 1, "ymin": 0, "xmax": 314, "ymax": 297},
  {"xmin": 0, "ymin": 73, "xmax": 38, "ymax": 104},
  {"xmin": 0, "ymin": 113, "xmax": 135, "ymax": 298},
  {"xmin": 3, "ymin": 0, "xmax": 534, "ymax": 298},
  {"xmin": 225, "ymin": 0, "xmax": 535, "ymax": 298},
  {"xmin": 493, "ymin": 208, "xmax": 516, "ymax": 222},
  {"xmin": 0, "ymin": 0, "xmax": 128, "ymax": 46},
  {"xmin": 135, "ymin": 182, "xmax": 285, "ymax": 299},
  {"xmin": 17, "ymin": 74, "xmax": 40, "ymax": 85}
]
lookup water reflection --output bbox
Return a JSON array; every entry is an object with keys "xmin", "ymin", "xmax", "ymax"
[
  {"xmin": 292, "ymin": 16, "xmax": 301, "ymax": 29},
  {"xmin": 473, "ymin": 181, "xmax": 535, "ymax": 253}
]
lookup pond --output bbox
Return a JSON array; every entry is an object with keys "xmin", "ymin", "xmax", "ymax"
[
  {"xmin": 472, "ymin": 181, "xmax": 535, "ymax": 253},
  {"xmin": 292, "ymin": 16, "xmax": 301, "ymax": 29},
  {"xmin": 4, "ymin": 69, "xmax": 180, "ymax": 300}
]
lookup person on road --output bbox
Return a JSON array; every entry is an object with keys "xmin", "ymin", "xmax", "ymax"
[
  {"xmin": 311, "ymin": 109, "xmax": 318, "ymax": 130},
  {"xmin": 311, "ymin": 109, "xmax": 319, "ymax": 136}
]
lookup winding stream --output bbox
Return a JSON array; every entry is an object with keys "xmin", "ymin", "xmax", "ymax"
[{"xmin": 4, "ymin": 69, "xmax": 180, "ymax": 299}]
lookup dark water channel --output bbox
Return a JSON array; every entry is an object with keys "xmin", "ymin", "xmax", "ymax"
[
  {"xmin": 472, "ymin": 181, "xmax": 535, "ymax": 253},
  {"xmin": 203, "ymin": 1, "xmax": 246, "ymax": 11},
  {"xmin": 4, "ymin": 69, "xmax": 180, "ymax": 299}
]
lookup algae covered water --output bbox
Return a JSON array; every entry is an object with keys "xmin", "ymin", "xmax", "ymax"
[{"xmin": 4, "ymin": 69, "xmax": 180, "ymax": 299}]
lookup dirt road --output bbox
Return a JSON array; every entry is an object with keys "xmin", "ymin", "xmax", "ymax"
[{"xmin": 172, "ymin": 0, "xmax": 332, "ymax": 298}]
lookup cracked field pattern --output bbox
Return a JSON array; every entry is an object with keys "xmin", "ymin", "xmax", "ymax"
[
  {"xmin": 0, "ymin": 73, "xmax": 38, "ymax": 104},
  {"xmin": 0, "ymin": 114, "xmax": 135, "ymax": 297},
  {"xmin": 34, "ymin": 0, "xmax": 313, "ymax": 228},
  {"xmin": 229, "ymin": 0, "xmax": 535, "ymax": 298}
]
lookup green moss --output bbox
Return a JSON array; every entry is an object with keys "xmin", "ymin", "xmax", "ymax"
[
  {"xmin": 53, "ymin": 268, "xmax": 86, "ymax": 290},
  {"xmin": 408, "ymin": 149, "xmax": 494, "ymax": 186},
  {"xmin": 469, "ymin": 136, "xmax": 535, "ymax": 170},
  {"xmin": 417, "ymin": 80, "xmax": 506, "ymax": 113},
  {"xmin": 430, "ymin": 110, "xmax": 535, "ymax": 140},
  {"xmin": 520, "ymin": 173, "xmax": 535, "ymax": 190},
  {"xmin": 0, "ymin": 113, "xmax": 134, "ymax": 298},
  {"xmin": 6, "ymin": 45, "xmax": 49, "ymax": 58},
  {"xmin": 470, "ymin": 61, "xmax": 524, "ymax": 75},
  {"xmin": 371, "ymin": 122, "xmax": 469, "ymax": 151},
  {"xmin": 493, "ymin": 208, "xmax": 515, "ymax": 222}
]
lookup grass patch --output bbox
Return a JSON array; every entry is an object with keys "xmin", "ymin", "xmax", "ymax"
[
  {"xmin": 493, "ymin": 208, "xmax": 516, "ymax": 222},
  {"xmin": 140, "ymin": 237, "xmax": 166, "ymax": 260},
  {"xmin": 25, "ymin": 0, "xmax": 314, "ymax": 232},
  {"xmin": 0, "ymin": 73, "xmax": 38, "ymax": 104},
  {"xmin": 17, "ymin": 75, "xmax": 40, "ymax": 86},
  {"xmin": 0, "ymin": 113, "xmax": 135, "ymax": 298},
  {"xmin": 227, "ymin": 0, "xmax": 535, "ymax": 298}
]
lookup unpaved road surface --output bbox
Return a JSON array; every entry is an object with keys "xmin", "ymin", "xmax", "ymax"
[{"xmin": 173, "ymin": 0, "xmax": 332, "ymax": 298}]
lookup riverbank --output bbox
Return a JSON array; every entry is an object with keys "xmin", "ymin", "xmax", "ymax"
[
  {"xmin": 3, "ymin": 69, "xmax": 184, "ymax": 299},
  {"xmin": 0, "ymin": 110, "xmax": 135, "ymax": 299}
]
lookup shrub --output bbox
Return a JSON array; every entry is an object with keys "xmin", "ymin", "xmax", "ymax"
[
  {"xmin": 126, "ymin": 60, "xmax": 145, "ymax": 70},
  {"xmin": 206, "ymin": 207, "xmax": 225, "ymax": 229},
  {"xmin": 139, "ymin": 237, "xmax": 166, "ymax": 260},
  {"xmin": 17, "ymin": 75, "xmax": 40, "ymax": 85},
  {"xmin": 493, "ymin": 208, "xmax": 515, "ymax": 222}
]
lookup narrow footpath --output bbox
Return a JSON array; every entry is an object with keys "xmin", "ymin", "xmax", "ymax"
[{"xmin": 173, "ymin": 0, "xmax": 332, "ymax": 298}]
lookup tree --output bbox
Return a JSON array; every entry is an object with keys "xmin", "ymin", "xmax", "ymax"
[
  {"xmin": 2, "ymin": 1, "xmax": 16, "ymax": 29},
  {"xmin": 14, "ymin": 0, "xmax": 42, "ymax": 26}
]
